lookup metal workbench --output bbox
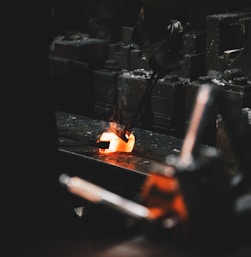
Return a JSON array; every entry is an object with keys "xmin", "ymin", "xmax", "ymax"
[{"xmin": 55, "ymin": 111, "xmax": 251, "ymax": 257}]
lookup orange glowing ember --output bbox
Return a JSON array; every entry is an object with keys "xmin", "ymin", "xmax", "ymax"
[{"xmin": 98, "ymin": 122, "xmax": 135, "ymax": 153}]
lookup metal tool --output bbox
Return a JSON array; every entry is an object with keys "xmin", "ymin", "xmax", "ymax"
[
  {"xmin": 58, "ymin": 132, "xmax": 110, "ymax": 149},
  {"xmin": 115, "ymin": 71, "xmax": 163, "ymax": 143},
  {"xmin": 59, "ymin": 173, "xmax": 151, "ymax": 220},
  {"xmin": 59, "ymin": 173, "xmax": 181, "ymax": 231}
]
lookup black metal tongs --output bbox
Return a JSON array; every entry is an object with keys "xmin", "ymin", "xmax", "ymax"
[{"xmin": 115, "ymin": 71, "xmax": 163, "ymax": 142}]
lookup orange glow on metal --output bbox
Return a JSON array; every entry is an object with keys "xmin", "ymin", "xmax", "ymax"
[
  {"xmin": 141, "ymin": 172, "xmax": 189, "ymax": 222},
  {"xmin": 98, "ymin": 122, "xmax": 135, "ymax": 153}
]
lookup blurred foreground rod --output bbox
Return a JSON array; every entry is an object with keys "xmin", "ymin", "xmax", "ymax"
[{"xmin": 59, "ymin": 174, "xmax": 151, "ymax": 220}]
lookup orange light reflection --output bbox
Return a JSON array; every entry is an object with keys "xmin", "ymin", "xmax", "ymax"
[{"xmin": 141, "ymin": 173, "xmax": 189, "ymax": 222}]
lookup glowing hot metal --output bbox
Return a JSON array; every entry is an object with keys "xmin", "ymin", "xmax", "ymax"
[{"xmin": 98, "ymin": 131, "xmax": 135, "ymax": 153}]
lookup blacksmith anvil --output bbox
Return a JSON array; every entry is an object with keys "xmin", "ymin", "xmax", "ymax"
[{"xmin": 60, "ymin": 82, "xmax": 251, "ymax": 245}]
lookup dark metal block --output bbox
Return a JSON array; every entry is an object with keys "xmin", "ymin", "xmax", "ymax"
[
  {"xmin": 151, "ymin": 75, "xmax": 188, "ymax": 137},
  {"xmin": 117, "ymin": 69, "xmax": 152, "ymax": 126},
  {"xmin": 108, "ymin": 42, "xmax": 135, "ymax": 70},
  {"xmin": 94, "ymin": 102, "xmax": 116, "ymax": 121},
  {"xmin": 117, "ymin": 69, "xmax": 152, "ymax": 112},
  {"xmin": 49, "ymin": 55, "xmax": 89, "ymax": 78},
  {"xmin": 183, "ymin": 30, "xmax": 207, "ymax": 54},
  {"xmin": 206, "ymin": 11, "xmax": 251, "ymax": 79},
  {"xmin": 226, "ymin": 78, "xmax": 251, "ymax": 108},
  {"xmin": 108, "ymin": 42, "xmax": 123, "ymax": 61},
  {"xmin": 54, "ymin": 37, "xmax": 109, "ymax": 67},
  {"xmin": 121, "ymin": 26, "xmax": 134, "ymax": 44},
  {"xmin": 152, "ymin": 112, "xmax": 173, "ymax": 127},
  {"xmin": 49, "ymin": 55, "xmax": 70, "ymax": 78},
  {"xmin": 178, "ymin": 53, "xmax": 206, "ymax": 80},
  {"xmin": 93, "ymin": 60, "xmax": 123, "ymax": 105},
  {"xmin": 169, "ymin": 30, "xmax": 207, "ymax": 80},
  {"xmin": 216, "ymin": 107, "xmax": 251, "ymax": 163},
  {"xmin": 130, "ymin": 49, "xmax": 151, "ymax": 71},
  {"xmin": 152, "ymin": 124, "xmax": 176, "ymax": 135},
  {"xmin": 151, "ymin": 75, "xmax": 187, "ymax": 114}
]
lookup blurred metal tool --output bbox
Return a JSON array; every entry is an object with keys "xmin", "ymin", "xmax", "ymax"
[{"xmin": 59, "ymin": 174, "xmax": 151, "ymax": 220}]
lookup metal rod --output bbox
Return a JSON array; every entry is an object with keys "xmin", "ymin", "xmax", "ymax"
[{"xmin": 59, "ymin": 174, "xmax": 151, "ymax": 220}]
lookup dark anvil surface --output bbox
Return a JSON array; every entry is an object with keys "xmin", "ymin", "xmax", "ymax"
[
  {"xmin": 55, "ymin": 111, "xmax": 236, "ymax": 187},
  {"xmin": 56, "ymin": 111, "xmax": 187, "ymax": 175}
]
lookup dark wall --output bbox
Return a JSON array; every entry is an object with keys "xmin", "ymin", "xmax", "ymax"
[{"xmin": 51, "ymin": 0, "xmax": 141, "ymax": 41}]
